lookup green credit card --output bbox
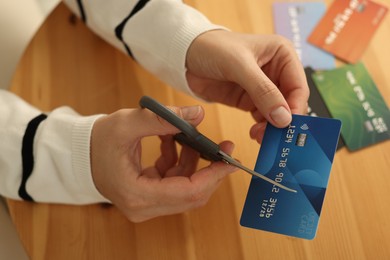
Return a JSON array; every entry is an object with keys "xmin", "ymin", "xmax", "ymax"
[{"xmin": 311, "ymin": 62, "xmax": 390, "ymax": 151}]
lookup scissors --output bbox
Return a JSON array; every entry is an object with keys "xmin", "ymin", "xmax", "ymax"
[{"xmin": 139, "ymin": 96, "xmax": 296, "ymax": 193}]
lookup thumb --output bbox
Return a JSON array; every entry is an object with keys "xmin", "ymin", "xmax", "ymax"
[{"xmin": 132, "ymin": 105, "xmax": 205, "ymax": 137}]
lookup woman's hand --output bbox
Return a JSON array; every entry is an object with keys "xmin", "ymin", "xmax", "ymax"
[
  {"xmin": 186, "ymin": 30, "xmax": 309, "ymax": 142},
  {"xmin": 90, "ymin": 105, "xmax": 236, "ymax": 222}
]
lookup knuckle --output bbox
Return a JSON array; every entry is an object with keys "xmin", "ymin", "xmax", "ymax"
[
  {"xmin": 303, "ymin": 86, "xmax": 311, "ymax": 99},
  {"xmin": 274, "ymin": 34, "xmax": 294, "ymax": 48},
  {"xmin": 254, "ymin": 81, "xmax": 280, "ymax": 99},
  {"xmin": 270, "ymin": 35, "xmax": 298, "ymax": 58}
]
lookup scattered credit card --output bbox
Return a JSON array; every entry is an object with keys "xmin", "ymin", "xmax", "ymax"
[
  {"xmin": 311, "ymin": 62, "xmax": 390, "ymax": 151},
  {"xmin": 305, "ymin": 67, "xmax": 345, "ymax": 150},
  {"xmin": 307, "ymin": 0, "xmax": 388, "ymax": 63},
  {"xmin": 273, "ymin": 1, "xmax": 335, "ymax": 69},
  {"xmin": 240, "ymin": 115, "xmax": 341, "ymax": 240}
]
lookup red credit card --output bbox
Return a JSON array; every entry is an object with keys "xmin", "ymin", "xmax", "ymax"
[{"xmin": 308, "ymin": 0, "xmax": 388, "ymax": 63}]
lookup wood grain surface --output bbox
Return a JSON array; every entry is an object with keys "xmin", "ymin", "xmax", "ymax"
[{"xmin": 7, "ymin": 1, "xmax": 390, "ymax": 259}]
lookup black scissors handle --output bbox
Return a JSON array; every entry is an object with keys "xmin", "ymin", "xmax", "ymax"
[
  {"xmin": 139, "ymin": 96, "xmax": 222, "ymax": 161},
  {"xmin": 139, "ymin": 96, "xmax": 297, "ymax": 193}
]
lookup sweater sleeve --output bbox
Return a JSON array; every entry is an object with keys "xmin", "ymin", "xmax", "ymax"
[
  {"xmin": 0, "ymin": 90, "xmax": 109, "ymax": 204},
  {"xmin": 62, "ymin": 0, "xmax": 225, "ymax": 96},
  {"xmin": 0, "ymin": 1, "xmax": 222, "ymax": 204}
]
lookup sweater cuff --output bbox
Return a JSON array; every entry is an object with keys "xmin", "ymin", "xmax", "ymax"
[
  {"xmin": 122, "ymin": 1, "xmax": 227, "ymax": 97},
  {"xmin": 72, "ymin": 114, "xmax": 110, "ymax": 203}
]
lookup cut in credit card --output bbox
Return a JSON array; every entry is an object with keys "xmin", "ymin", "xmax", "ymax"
[{"xmin": 240, "ymin": 114, "xmax": 341, "ymax": 240}]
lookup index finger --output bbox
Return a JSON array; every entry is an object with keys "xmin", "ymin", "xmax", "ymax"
[{"xmin": 275, "ymin": 48, "xmax": 310, "ymax": 115}]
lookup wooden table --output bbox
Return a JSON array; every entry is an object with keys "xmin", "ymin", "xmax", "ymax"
[{"xmin": 7, "ymin": 1, "xmax": 390, "ymax": 259}]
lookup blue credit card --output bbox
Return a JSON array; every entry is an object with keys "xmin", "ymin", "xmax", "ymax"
[
  {"xmin": 240, "ymin": 115, "xmax": 341, "ymax": 240},
  {"xmin": 272, "ymin": 2, "xmax": 336, "ymax": 70}
]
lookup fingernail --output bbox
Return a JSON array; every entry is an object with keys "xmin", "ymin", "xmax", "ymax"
[
  {"xmin": 181, "ymin": 106, "xmax": 202, "ymax": 120},
  {"xmin": 270, "ymin": 106, "xmax": 292, "ymax": 127}
]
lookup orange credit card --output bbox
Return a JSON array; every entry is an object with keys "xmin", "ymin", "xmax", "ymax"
[{"xmin": 308, "ymin": 0, "xmax": 388, "ymax": 63}]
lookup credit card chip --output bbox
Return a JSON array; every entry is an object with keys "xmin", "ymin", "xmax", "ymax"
[{"xmin": 296, "ymin": 133, "xmax": 307, "ymax": 147}]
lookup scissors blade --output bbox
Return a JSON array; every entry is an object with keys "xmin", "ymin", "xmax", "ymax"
[{"xmin": 218, "ymin": 151, "xmax": 297, "ymax": 193}]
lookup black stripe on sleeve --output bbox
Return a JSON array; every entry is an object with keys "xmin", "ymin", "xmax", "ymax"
[
  {"xmin": 115, "ymin": 0, "xmax": 150, "ymax": 58},
  {"xmin": 76, "ymin": 0, "xmax": 87, "ymax": 23},
  {"xmin": 19, "ymin": 114, "xmax": 48, "ymax": 202}
]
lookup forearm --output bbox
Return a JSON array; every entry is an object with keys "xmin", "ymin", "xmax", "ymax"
[
  {"xmin": 0, "ymin": 90, "xmax": 108, "ymax": 204},
  {"xmin": 62, "ymin": 0, "xmax": 225, "ymax": 95}
]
